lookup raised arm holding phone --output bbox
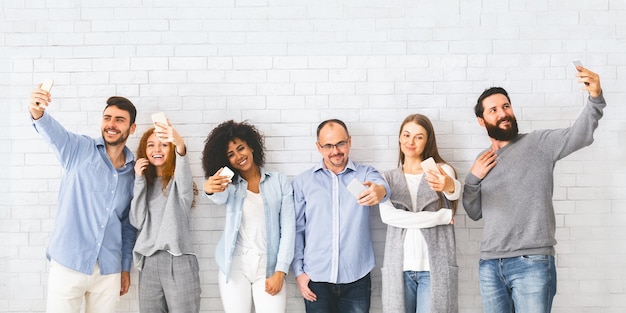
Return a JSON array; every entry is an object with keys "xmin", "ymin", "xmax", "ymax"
[
  {"xmin": 462, "ymin": 64, "xmax": 605, "ymax": 313},
  {"xmin": 29, "ymin": 83, "xmax": 137, "ymax": 313}
]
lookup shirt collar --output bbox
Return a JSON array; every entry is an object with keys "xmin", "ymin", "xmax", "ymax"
[
  {"xmin": 95, "ymin": 136, "xmax": 135, "ymax": 166},
  {"xmin": 313, "ymin": 159, "xmax": 356, "ymax": 175}
]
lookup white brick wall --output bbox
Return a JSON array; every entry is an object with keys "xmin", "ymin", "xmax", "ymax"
[{"xmin": 1, "ymin": 0, "xmax": 625, "ymax": 312}]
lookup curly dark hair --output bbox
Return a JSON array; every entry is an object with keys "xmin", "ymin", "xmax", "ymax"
[{"xmin": 201, "ymin": 120, "xmax": 265, "ymax": 183}]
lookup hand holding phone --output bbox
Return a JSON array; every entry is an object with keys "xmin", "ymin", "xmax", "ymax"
[
  {"xmin": 420, "ymin": 157, "xmax": 440, "ymax": 176},
  {"xmin": 347, "ymin": 178, "xmax": 367, "ymax": 199},
  {"xmin": 571, "ymin": 59, "xmax": 583, "ymax": 72},
  {"xmin": 571, "ymin": 59, "xmax": 589, "ymax": 86},
  {"xmin": 220, "ymin": 167, "xmax": 235, "ymax": 185},
  {"xmin": 37, "ymin": 79, "xmax": 54, "ymax": 108},
  {"xmin": 151, "ymin": 112, "xmax": 168, "ymax": 130}
]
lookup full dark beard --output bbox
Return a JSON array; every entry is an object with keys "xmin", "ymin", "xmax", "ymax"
[{"xmin": 485, "ymin": 117, "xmax": 519, "ymax": 141}]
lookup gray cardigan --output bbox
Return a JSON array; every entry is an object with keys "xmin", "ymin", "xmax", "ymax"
[{"xmin": 381, "ymin": 168, "xmax": 458, "ymax": 313}]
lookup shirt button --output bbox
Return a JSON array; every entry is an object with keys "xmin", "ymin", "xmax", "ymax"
[{"xmin": 101, "ymin": 225, "xmax": 104, "ymax": 228}]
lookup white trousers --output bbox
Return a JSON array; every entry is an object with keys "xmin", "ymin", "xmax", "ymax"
[
  {"xmin": 218, "ymin": 250, "xmax": 286, "ymax": 313},
  {"xmin": 46, "ymin": 260, "xmax": 120, "ymax": 313}
]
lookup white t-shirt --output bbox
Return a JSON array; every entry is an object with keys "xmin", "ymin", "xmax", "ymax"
[{"xmin": 235, "ymin": 190, "xmax": 267, "ymax": 254}]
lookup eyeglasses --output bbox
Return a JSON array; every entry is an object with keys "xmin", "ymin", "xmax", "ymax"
[{"xmin": 319, "ymin": 140, "xmax": 349, "ymax": 151}]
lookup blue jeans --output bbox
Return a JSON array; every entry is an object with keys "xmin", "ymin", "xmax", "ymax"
[
  {"xmin": 403, "ymin": 271, "xmax": 430, "ymax": 313},
  {"xmin": 304, "ymin": 273, "xmax": 371, "ymax": 313},
  {"xmin": 479, "ymin": 255, "xmax": 557, "ymax": 313}
]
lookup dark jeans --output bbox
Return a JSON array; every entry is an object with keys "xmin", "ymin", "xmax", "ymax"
[{"xmin": 304, "ymin": 273, "xmax": 371, "ymax": 313}]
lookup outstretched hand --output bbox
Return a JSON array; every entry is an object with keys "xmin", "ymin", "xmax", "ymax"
[
  {"xmin": 203, "ymin": 167, "xmax": 232, "ymax": 194},
  {"xmin": 153, "ymin": 122, "xmax": 186, "ymax": 155},
  {"xmin": 574, "ymin": 66, "xmax": 602, "ymax": 98},
  {"xmin": 28, "ymin": 84, "xmax": 51, "ymax": 120}
]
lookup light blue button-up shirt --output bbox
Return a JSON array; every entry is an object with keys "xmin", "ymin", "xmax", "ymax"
[
  {"xmin": 32, "ymin": 113, "xmax": 136, "ymax": 275},
  {"xmin": 291, "ymin": 160, "xmax": 390, "ymax": 284},
  {"xmin": 206, "ymin": 168, "xmax": 295, "ymax": 280}
]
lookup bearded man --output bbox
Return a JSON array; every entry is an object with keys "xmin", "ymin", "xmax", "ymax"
[{"xmin": 462, "ymin": 66, "xmax": 605, "ymax": 313}]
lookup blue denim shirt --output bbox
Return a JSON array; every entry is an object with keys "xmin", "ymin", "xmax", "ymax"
[
  {"xmin": 291, "ymin": 160, "xmax": 390, "ymax": 284},
  {"xmin": 206, "ymin": 168, "xmax": 295, "ymax": 280},
  {"xmin": 32, "ymin": 113, "xmax": 136, "ymax": 275}
]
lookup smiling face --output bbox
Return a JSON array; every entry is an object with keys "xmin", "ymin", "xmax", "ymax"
[
  {"xmin": 145, "ymin": 132, "xmax": 171, "ymax": 169},
  {"xmin": 316, "ymin": 122, "xmax": 351, "ymax": 174},
  {"xmin": 399, "ymin": 121, "xmax": 428, "ymax": 162},
  {"xmin": 479, "ymin": 93, "xmax": 519, "ymax": 141},
  {"xmin": 101, "ymin": 105, "xmax": 136, "ymax": 146},
  {"xmin": 227, "ymin": 137, "xmax": 257, "ymax": 175}
]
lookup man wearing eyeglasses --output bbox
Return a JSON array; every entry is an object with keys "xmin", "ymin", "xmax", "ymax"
[{"xmin": 291, "ymin": 119, "xmax": 391, "ymax": 313}]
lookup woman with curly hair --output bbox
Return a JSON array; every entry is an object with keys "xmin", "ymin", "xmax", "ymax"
[
  {"xmin": 380, "ymin": 114, "xmax": 460, "ymax": 313},
  {"xmin": 202, "ymin": 120, "xmax": 295, "ymax": 313},
  {"xmin": 130, "ymin": 121, "xmax": 200, "ymax": 312}
]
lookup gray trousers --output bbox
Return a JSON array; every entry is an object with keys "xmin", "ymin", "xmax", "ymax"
[{"xmin": 138, "ymin": 251, "xmax": 201, "ymax": 313}]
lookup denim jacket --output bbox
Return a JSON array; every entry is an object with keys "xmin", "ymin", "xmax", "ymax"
[{"xmin": 206, "ymin": 167, "xmax": 295, "ymax": 281}]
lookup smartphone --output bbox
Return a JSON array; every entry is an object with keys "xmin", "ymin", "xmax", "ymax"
[
  {"xmin": 420, "ymin": 157, "xmax": 439, "ymax": 175},
  {"xmin": 347, "ymin": 178, "xmax": 367, "ymax": 199},
  {"xmin": 37, "ymin": 79, "xmax": 54, "ymax": 107},
  {"xmin": 151, "ymin": 112, "xmax": 168, "ymax": 130},
  {"xmin": 220, "ymin": 167, "xmax": 235, "ymax": 185},
  {"xmin": 41, "ymin": 79, "xmax": 54, "ymax": 92},
  {"xmin": 571, "ymin": 59, "xmax": 583, "ymax": 72}
]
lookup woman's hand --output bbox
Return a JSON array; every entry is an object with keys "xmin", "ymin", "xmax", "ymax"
[
  {"xmin": 153, "ymin": 121, "xmax": 186, "ymax": 156},
  {"xmin": 203, "ymin": 167, "xmax": 233, "ymax": 194},
  {"xmin": 134, "ymin": 158, "xmax": 149, "ymax": 176},
  {"xmin": 425, "ymin": 164, "xmax": 455, "ymax": 193},
  {"xmin": 265, "ymin": 271, "xmax": 286, "ymax": 296}
]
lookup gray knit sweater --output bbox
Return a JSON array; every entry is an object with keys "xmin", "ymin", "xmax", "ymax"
[
  {"xmin": 129, "ymin": 152, "xmax": 196, "ymax": 269},
  {"xmin": 463, "ymin": 94, "xmax": 606, "ymax": 260}
]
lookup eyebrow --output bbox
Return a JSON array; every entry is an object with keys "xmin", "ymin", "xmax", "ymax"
[
  {"xmin": 103, "ymin": 114, "xmax": 128, "ymax": 120},
  {"xmin": 319, "ymin": 139, "xmax": 348, "ymax": 145},
  {"xmin": 402, "ymin": 130, "xmax": 425, "ymax": 135},
  {"xmin": 227, "ymin": 144, "xmax": 243, "ymax": 153}
]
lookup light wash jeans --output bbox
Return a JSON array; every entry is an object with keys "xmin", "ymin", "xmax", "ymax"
[
  {"xmin": 479, "ymin": 255, "xmax": 557, "ymax": 313},
  {"xmin": 403, "ymin": 271, "xmax": 430, "ymax": 313}
]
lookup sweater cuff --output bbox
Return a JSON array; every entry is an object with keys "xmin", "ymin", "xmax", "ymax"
[{"xmin": 464, "ymin": 172, "xmax": 482, "ymax": 185}]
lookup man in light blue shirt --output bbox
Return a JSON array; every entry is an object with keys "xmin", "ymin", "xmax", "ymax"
[
  {"xmin": 292, "ymin": 119, "xmax": 390, "ymax": 313},
  {"xmin": 29, "ymin": 85, "xmax": 137, "ymax": 313}
]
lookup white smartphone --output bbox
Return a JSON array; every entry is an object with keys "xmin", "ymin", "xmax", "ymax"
[
  {"xmin": 219, "ymin": 167, "xmax": 235, "ymax": 186},
  {"xmin": 220, "ymin": 166, "xmax": 235, "ymax": 183},
  {"xmin": 37, "ymin": 79, "xmax": 54, "ymax": 108},
  {"xmin": 420, "ymin": 157, "xmax": 439, "ymax": 175},
  {"xmin": 571, "ymin": 59, "xmax": 583, "ymax": 72},
  {"xmin": 151, "ymin": 112, "xmax": 168, "ymax": 130},
  {"xmin": 347, "ymin": 178, "xmax": 367, "ymax": 199},
  {"xmin": 41, "ymin": 79, "xmax": 54, "ymax": 92}
]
